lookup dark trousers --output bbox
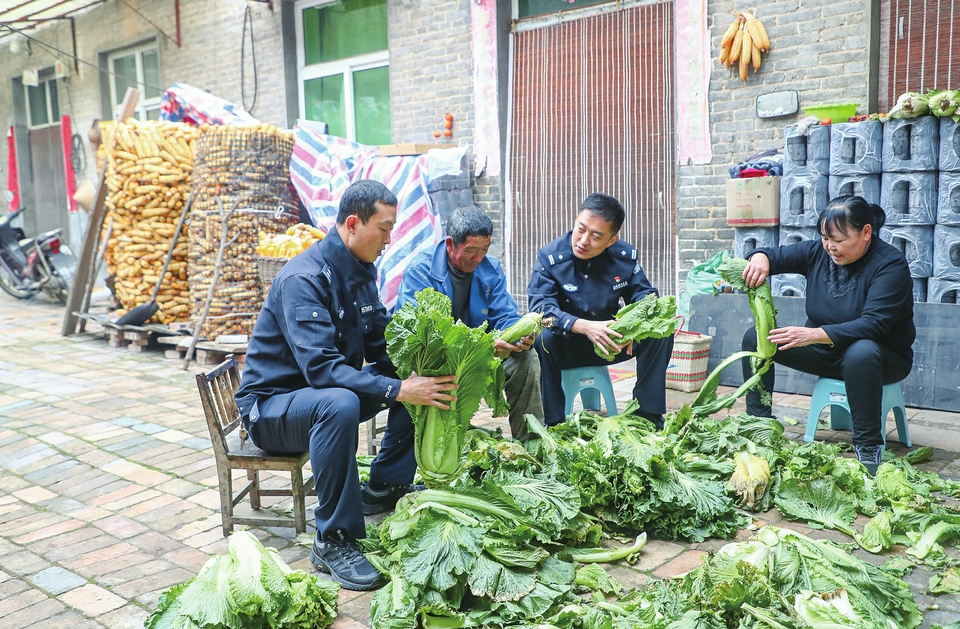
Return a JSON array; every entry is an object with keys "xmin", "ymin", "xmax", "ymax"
[
  {"xmin": 248, "ymin": 368, "xmax": 416, "ymax": 541},
  {"xmin": 741, "ymin": 328, "xmax": 912, "ymax": 448},
  {"xmin": 536, "ymin": 327, "xmax": 674, "ymax": 426}
]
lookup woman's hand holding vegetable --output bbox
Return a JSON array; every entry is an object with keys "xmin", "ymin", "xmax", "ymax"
[
  {"xmin": 742, "ymin": 253, "xmax": 771, "ymax": 289},
  {"xmin": 766, "ymin": 326, "xmax": 833, "ymax": 351},
  {"xmin": 572, "ymin": 318, "xmax": 623, "ymax": 356},
  {"xmin": 398, "ymin": 374, "xmax": 458, "ymax": 410}
]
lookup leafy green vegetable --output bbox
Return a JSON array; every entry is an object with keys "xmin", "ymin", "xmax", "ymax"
[
  {"xmin": 574, "ymin": 563, "xmax": 623, "ymax": 595},
  {"xmin": 594, "ymin": 293, "xmax": 677, "ymax": 361},
  {"xmin": 888, "ymin": 91, "xmax": 931, "ymax": 118},
  {"xmin": 929, "ymin": 566, "xmax": 960, "ymax": 594},
  {"xmin": 905, "ymin": 520, "xmax": 960, "ymax": 566},
  {"xmin": 386, "ymin": 288, "xmax": 507, "ymax": 487},
  {"xmin": 859, "ymin": 510, "xmax": 894, "ymax": 553},
  {"xmin": 793, "ymin": 590, "xmax": 875, "ymax": 629},
  {"xmin": 773, "ymin": 477, "xmax": 858, "ymax": 537},
  {"xmin": 730, "ymin": 450, "xmax": 771, "ymax": 509},
  {"xmin": 691, "ymin": 257, "xmax": 778, "ymax": 417},
  {"xmin": 145, "ymin": 531, "xmax": 339, "ymax": 629}
]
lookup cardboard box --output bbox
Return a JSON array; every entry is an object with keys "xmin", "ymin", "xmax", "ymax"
[
  {"xmin": 726, "ymin": 177, "xmax": 781, "ymax": 226},
  {"xmin": 379, "ymin": 143, "xmax": 451, "ymax": 156}
]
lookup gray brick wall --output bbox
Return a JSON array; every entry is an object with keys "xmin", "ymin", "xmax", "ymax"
[
  {"xmin": 677, "ymin": 0, "xmax": 870, "ymax": 279},
  {"xmin": 387, "ymin": 0, "xmax": 505, "ymax": 254}
]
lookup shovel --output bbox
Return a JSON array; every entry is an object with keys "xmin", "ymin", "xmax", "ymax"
[{"xmin": 115, "ymin": 190, "xmax": 195, "ymax": 327}]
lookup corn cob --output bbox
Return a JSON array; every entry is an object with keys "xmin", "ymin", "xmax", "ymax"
[
  {"xmin": 752, "ymin": 36, "xmax": 762, "ymax": 71},
  {"xmin": 729, "ymin": 24, "xmax": 744, "ymax": 66},
  {"xmin": 745, "ymin": 11, "xmax": 770, "ymax": 53},
  {"xmin": 739, "ymin": 28, "xmax": 753, "ymax": 81},
  {"xmin": 499, "ymin": 312, "xmax": 544, "ymax": 344},
  {"xmin": 720, "ymin": 14, "xmax": 741, "ymax": 52}
]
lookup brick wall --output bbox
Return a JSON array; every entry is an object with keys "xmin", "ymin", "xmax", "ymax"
[
  {"xmin": 387, "ymin": 0, "xmax": 505, "ymax": 256},
  {"xmin": 677, "ymin": 0, "xmax": 871, "ymax": 279},
  {"xmin": 0, "ymin": 0, "xmax": 285, "ymax": 242}
]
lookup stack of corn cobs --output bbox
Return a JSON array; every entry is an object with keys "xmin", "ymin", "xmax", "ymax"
[{"xmin": 719, "ymin": 10, "xmax": 770, "ymax": 82}]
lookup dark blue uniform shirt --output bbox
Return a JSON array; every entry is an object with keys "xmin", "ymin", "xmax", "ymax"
[
  {"xmin": 527, "ymin": 231, "xmax": 658, "ymax": 332},
  {"xmin": 235, "ymin": 227, "xmax": 401, "ymax": 422}
]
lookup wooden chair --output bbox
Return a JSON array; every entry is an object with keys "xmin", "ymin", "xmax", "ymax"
[{"xmin": 196, "ymin": 355, "xmax": 313, "ymax": 536}]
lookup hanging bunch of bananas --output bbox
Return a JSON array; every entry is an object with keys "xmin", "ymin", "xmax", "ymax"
[{"xmin": 719, "ymin": 10, "xmax": 770, "ymax": 82}]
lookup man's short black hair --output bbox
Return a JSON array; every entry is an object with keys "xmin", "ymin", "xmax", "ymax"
[
  {"xmin": 336, "ymin": 180, "xmax": 398, "ymax": 225},
  {"xmin": 579, "ymin": 193, "xmax": 625, "ymax": 234},
  {"xmin": 447, "ymin": 205, "xmax": 493, "ymax": 246}
]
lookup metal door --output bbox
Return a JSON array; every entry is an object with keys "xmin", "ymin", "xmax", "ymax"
[
  {"xmin": 28, "ymin": 124, "xmax": 69, "ymax": 236},
  {"xmin": 508, "ymin": 2, "xmax": 677, "ymax": 309}
]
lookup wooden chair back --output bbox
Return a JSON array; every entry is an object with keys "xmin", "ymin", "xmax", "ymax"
[{"xmin": 196, "ymin": 354, "xmax": 243, "ymax": 455}]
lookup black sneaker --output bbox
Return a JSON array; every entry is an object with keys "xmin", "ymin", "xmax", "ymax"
[
  {"xmin": 360, "ymin": 482, "xmax": 424, "ymax": 515},
  {"xmin": 310, "ymin": 530, "xmax": 382, "ymax": 591},
  {"xmin": 855, "ymin": 444, "xmax": 883, "ymax": 477}
]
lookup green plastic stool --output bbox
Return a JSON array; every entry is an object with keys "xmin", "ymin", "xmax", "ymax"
[
  {"xmin": 561, "ymin": 366, "xmax": 618, "ymax": 416},
  {"xmin": 803, "ymin": 377, "xmax": 910, "ymax": 447}
]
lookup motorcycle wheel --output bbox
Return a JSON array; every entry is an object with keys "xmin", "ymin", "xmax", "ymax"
[{"xmin": 0, "ymin": 264, "xmax": 35, "ymax": 300}]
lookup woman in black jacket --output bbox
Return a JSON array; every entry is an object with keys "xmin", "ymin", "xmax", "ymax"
[{"xmin": 740, "ymin": 195, "xmax": 915, "ymax": 475}]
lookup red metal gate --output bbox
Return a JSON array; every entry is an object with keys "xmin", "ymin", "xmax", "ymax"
[{"xmin": 508, "ymin": 2, "xmax": 676, "ymax": 309}]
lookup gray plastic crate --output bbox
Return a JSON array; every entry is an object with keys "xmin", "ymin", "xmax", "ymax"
[
  {"xmin": 780, "ymin": 174, "xmax": 828, "ymax": 227},
  {"xmin": 928, "ymin": 278, "xmax": 960, "ymax": 303},
  {"xmin": 938, "ymin": 171, "xmax": 960, "ymax": 226},
  {"xmin": 828, "ymin": 174, "xmax": 881, "ymax": 205},
  {"xmin": 784, "ymin": 124, "xmax": 830, "ymax": 176},
  {"xmin": 913, "ymin": 277, "xmax": 927, "ymax": 303},
  {"xmin": 779, "ymin": 226, "xmax": 819, "ymax": 246},
  {"xmin": 829, "ymin": 121, "xmax": 882, "ymax": 175},
  {"xmin": 772, "ymin": 273, "xmax": 806, "ymax": 297},
  {"xmin": 940, "ymin": 117, "xmax": 960, "ymax": 173},
  {"xmin": 880, "ymin": 225, "xmax": 934, "ymax": 278},
  {"xmin": 882, "ymin": 117, "xmax": 940, "ymax": 172},
  {"xmin": 880, "ymin": 172, "xmax": 937, "ymax": 225},
  {"xmin": 734, "ymin": 226, "xmax": 779, "ymax": 259},
  {"xmin": 934, "ymin": 225, "xmax": 960, "ymax": 281}
]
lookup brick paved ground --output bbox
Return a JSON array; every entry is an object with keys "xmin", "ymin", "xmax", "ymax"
[{"xmin": 1, "ymin": 294, "xmax": 958, "ymax": 628}]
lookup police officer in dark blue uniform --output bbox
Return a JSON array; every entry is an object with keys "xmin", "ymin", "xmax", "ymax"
[
  {"xmin": 527, "ymin": 192, "xmax": 674, "ymax": 428},
  {"xmin": 235, "ymin": 180, "xmax": 457, "ymax": 591}
]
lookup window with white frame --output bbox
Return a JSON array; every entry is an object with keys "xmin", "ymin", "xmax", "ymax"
[
  {"xmin": 296, "ymin": 0, "xmax": 391, "ymax": 145},
  {"xmin": 25, "ymin": 75, "xmax": 60, "ymax": 129},
  {"xmin": 108, "ymin": 43, "xmax": 162, "ymax": 121}
]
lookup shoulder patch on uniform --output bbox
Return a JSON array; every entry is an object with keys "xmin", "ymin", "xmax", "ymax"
[
  {"xmin": 631, "ymin": 249, "xmax": 637, "ymax": 260},
  {"xmin": 633, "ymin": 263, "xmax": 641, "ymax": 273},
  {"xmin": 547, "ymin": 254, "xmax": 556, "ymax": 266}
]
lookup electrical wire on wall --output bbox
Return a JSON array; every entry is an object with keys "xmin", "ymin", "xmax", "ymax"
[{"xmin": 241, "ymin": 5, "xmax": 259, "ymax": 114}]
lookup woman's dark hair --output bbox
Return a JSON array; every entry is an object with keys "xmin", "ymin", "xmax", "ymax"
[{"xmin": 817, "ymin": 195, "xmax": 886, "ymax": 238}]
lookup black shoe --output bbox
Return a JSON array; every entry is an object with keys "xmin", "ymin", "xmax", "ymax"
[
  {"xmin": 360, "ymin": 482, "xmax": 424, "ymax": 515},
  {"xmin": 633, "ymin": 411, "xmax": 665, "ymax": 431},
  {"xmin": 855, "ymin": 444, "xmax": 883, "ymax": 477},
  {"xmin": 310, "ymin": 530, "xmax": 383, "ymax": 591}
]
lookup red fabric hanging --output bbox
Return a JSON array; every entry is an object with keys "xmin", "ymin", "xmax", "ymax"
[
  {"xmin": 6, "ymin": 126, "xmax": 19, "ymax": 212},
  {"xmin": 61, "ymin": 115, "xmax": 77, "ymax": 212}
]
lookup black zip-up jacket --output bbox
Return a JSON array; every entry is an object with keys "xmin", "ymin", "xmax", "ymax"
[
  {"xmin": 752, "ymin": 236, "xmax": 915, "ymax": 362},
  {"xmin": 235, "ymin": 227, "xmax": 401, "ymax": 422}
]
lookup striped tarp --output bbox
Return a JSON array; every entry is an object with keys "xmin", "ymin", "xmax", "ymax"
[{"xmin": 289, "ymin": 126, "xmax": 441, "ymax": 311}]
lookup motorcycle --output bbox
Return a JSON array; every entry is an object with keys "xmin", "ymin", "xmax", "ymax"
[{"xmin": 0, "ymin": 207, "xmax": 77, "ymax": 303}]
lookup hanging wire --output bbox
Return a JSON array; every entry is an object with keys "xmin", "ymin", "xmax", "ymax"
[
  {"xmin": 241, "ymin": 5, "xmax": 259, "ymax": 114},
  {"xmin": 0, "ymin": 22, "xmax": 165, "ymax": 95}
]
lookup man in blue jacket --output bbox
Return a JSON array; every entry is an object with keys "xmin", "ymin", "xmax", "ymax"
[
  {"xmin": 527, "ymin": 193, "xmax": 673, "ymax": 428},
  {"xmin": 235, "ymin": 180, "xmax": 457, "ymax": 591},
  {"xmin": 395, "ymin": 205, "xmax": 543, "ymax": 440}
]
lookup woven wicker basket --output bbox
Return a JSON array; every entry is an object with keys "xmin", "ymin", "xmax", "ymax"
[
  {"xmin": 666, "ymin": 328, "xmax": 713, "ymax": 393},
  {"xmin": 257, "ymin": 256, "xmax": 289, "ymax": 298}
]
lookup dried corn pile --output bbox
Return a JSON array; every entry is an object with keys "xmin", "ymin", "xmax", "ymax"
[
  {"xmin": 188, "ymin": 123, "xmax": 299, "ymax": 339},
  {"xmin": 99, "ymin": 120, "xmax": 198, "ymax": 324}
]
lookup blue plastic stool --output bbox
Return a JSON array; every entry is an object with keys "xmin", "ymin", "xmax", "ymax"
[
  {"xmin": 803, "ymin": 377, "xmax": 911, "ymax": 447},
  {"xmin": 561, "ymin": 366, "xmax": 618, "ymax": 416}
]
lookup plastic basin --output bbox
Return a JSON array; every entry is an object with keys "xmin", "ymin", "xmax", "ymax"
[{"xmin": 802, "ymin": 103, "xmax": 860, "ymax": 123}]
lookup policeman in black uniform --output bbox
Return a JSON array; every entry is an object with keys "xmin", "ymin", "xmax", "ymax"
[
  {"xmin": 235, "ymin": 180, "xmax": 456, "ymax": 591},
  {"xmin": 527, "ymin": 192, "xmax": 673, "ymax": 428}
]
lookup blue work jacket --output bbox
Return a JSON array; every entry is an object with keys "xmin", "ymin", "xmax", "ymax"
[
  {"xmin": 527, "ymin": 231, "xmax": 657, "ymax": 335},
  {"xmin": 235, "ymin": 228, "xmax": 401, "ymax": 421},
  {"xmin": 395, "ymin": 241, "xmax": 521, "ymax": 331}
]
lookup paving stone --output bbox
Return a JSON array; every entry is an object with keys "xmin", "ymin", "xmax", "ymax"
[
  {"xmin": 60, "ymin": 583, "xmax": 126, "ymax": 616},
  {"xmin": 97, "ymin": 603, "xmax": 150, "ymax": 629},
  {"xmin": 0, "ymin": 549, "xmax": 52, "ymax": 576},
  {"xmin": 110, "ymin": 566, "xmax": 195, "ymax": 599},
  {"xmin": 652, "ymin": 549, "xmax": 707, "ymax": 579},
  {"xmin": 0, "ymin": 596, "xmax": 67, "ymax": 627},
  {"xmin": 28, "ymin": 565, "xmax": 89, "ymax": 595},
  {"xmin": 94, "ymin": 514, "xmax": 150, "ymax": 539},
  {"xmin": 11, "ymin": 486, "xmax": 58, "ymax": 504},
  {"xmin": 0, "ymin": 587, "xmax": 49, "ymax": 617},
  {"xmin": 13, "ymin": 518, "xmax": 86, "ymax": 545},
  {"xmin": 24, "ymin": 609, "xmax": 104, "ymax": 629}
]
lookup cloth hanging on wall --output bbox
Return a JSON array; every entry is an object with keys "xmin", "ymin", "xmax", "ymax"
[
  {"xmin": 6, "ymin": 126, "xmax": 19, "ymax": 211},
  {"xmin": 61, "ymin": 115, "xmax": 77, "ymax": 212}
]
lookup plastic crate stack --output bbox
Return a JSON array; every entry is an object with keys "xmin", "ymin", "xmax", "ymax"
[{"xmin": 931, "ymin": 118, "xmax": 960, "ymax": 303}]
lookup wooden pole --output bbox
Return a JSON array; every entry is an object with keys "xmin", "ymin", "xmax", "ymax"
[{"xmin": 62, "ymin": 88, "xmax": 140, "ymax": 336}]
